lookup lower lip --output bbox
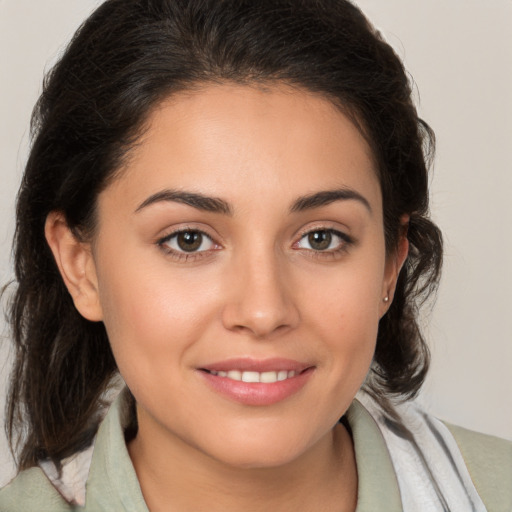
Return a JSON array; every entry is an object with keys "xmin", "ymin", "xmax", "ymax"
[{"xmin": 199, "ymin": 368, "xmax": 314, "ymax": 406}]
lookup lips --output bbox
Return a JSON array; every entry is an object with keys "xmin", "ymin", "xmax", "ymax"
[{"xmin": 198, "ymin": 358, "xmax": 314, "ymax": 406}]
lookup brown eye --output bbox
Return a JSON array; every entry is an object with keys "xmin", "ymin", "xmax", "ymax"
[
  {"xmin": 160, "ymin": 229, "xmax": 216, "ymax": 254},
  {"xmin": 295, "ymin": 228, "xmax": 352, "ymax": 253},
  {"xmin": 307, "ymin": 231, "xmax": 332, "ymax": 251},
  {"xmin": 177, "ymin": 231, "xmax": 203, "ymax": 252}
]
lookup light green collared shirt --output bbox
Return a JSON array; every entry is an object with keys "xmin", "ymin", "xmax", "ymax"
[{"xmin": 1, "ymin": 389, "xmax": 511, "ymax": 511}]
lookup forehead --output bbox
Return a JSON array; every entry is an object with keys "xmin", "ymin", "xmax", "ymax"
[{"xmin": 102, "ymin": 83, "xmax": 381, "ymax": 216}]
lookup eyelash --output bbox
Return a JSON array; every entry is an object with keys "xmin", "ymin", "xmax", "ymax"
[
  {"xmin": 294, "ymin": 228, "xmax": 354, "ymax": 259},
  {"xmin": 157, "ymin": 227, "xmax": 354, "ymax": 262},
  {"xmin": 157, "ymin": 228, "xmax": 219, "ymax": 262}
]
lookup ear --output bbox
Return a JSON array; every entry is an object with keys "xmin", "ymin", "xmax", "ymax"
[
  {"xmin": 45, "ymin": 211, "xmax": 103, "ymax": 322},
  {"xmin": 380, "ymin": 215, "xmax": 409, "ymax": 317}
]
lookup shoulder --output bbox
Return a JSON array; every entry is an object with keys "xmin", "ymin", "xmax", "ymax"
[
  {"xmin": 356, "ymin": 392, "xmax": 511, "ymax": 511},
  {"xmin": 0, "ymin": 466, "xmax": 72, "ymax": 512},
  {"xmin": 445, "ymin": 422, "xmax": 512, "ymax": 511}
]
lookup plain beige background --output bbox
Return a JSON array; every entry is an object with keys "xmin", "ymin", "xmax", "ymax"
[{"xmin": 1, "ymin": 0, "xmax": 511, "ymax": 486}]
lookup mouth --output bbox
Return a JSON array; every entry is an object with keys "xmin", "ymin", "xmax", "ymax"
[
  {"xmin": 201, "ymin": 369, "xmax": 303, "ymax": 383},
  {"xmin": 198, "ymin": 358, "xmax": 315, "ymax": 406}
]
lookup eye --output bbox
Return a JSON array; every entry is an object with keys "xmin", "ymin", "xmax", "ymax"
[
  {"xmin": 159, "ymin": 229, "xmax": 216, "ymax": 253},
  {"xmin": 295, "ymin": 229, "xmax": 351, "ymax": 252}
]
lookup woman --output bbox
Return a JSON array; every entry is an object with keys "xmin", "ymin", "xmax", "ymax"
[{"xmin": 1, "ymin": 0, "xmax": 510, "ymax": 511}]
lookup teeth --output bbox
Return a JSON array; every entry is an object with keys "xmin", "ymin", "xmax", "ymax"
[
  {"xmin": 227, "ymin": 370, "xmax": 242, "ymax": 380},
  {"xmin": 260, "ymin": 371, "xmax": 278, "ymax": 383},
  {"xmin": 242, "ymin": 371, "xmax": 260, "ymax": 383},
  {"xmin": 208, "ymin": 369, "xmax": 298, "ymax": 383}
]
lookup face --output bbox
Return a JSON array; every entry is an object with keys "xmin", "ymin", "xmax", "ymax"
[{"xmin": 67, "ymin": 84, "xmax": 402, "ymax": 469}]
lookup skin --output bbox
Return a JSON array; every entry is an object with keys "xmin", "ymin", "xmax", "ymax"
[{"xmin": 46, "ymin": 84, "xmax": 408, "ymax": 512}]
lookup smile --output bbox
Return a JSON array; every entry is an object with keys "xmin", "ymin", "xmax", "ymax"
[
  {"xmin": 199, "ymin": 359, "xmax": 314, "ymax": 406},
  {"xmin": 205, "ymin": 370, "xmax": 298, "ymax": 383}
]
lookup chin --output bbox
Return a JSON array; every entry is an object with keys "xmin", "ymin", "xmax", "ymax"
[
  {"xmin": 202, "ymin": 424, "xmax": 321, "ymax": 470},
  {"xmin": 216, "ymin": 446, "xmax": 305, "ymax": 470}
]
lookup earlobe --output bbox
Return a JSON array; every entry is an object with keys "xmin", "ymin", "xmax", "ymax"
[
  {"xmin": 380, "ymin": 216, "xmax": 410, "ymax": 316},
  {"xmin": 45, "ymin": 212, "xmax": 103, "ymax": 322}
]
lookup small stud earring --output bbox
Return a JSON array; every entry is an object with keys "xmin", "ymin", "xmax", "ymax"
[{"xmin": 383, "ymin": 296, "xmax": 389, "ymax": 303}]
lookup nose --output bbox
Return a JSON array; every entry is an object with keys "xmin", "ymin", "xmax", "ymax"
[{"xmin": 221, "ymin": 249, "xmax": 300, "ymax": 339}]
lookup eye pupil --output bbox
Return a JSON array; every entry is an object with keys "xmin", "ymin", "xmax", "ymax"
[
  {"xmin": 177, "ymin": 231, "xmax": 202, "ymax": 252},
  {"xmin": 308, "ymin": 230, "xmax": 332, "ymax": 250}
]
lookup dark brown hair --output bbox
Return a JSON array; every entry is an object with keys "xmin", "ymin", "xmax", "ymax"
[{"xmin": 4, "ymin": 0, "xmax": 442, "ymax": 470}]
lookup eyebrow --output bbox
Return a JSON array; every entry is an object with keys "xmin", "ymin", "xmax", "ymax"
[
  {"xmin": 135, "ymin": 189, "xmax": 233, "ymax": 215},
  {"xmin": 135, "ymin": 187, "xmax": 371, "ymax": 216},
  {"xmin": 290, "ymin": 188, "xmax": 372, "ymax": 214}
]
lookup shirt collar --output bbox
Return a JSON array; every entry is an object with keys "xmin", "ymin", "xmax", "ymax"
[
  {"xmin": 348, "ymin": 398, "xmax": 402, "ymax": 512},
  {"xmin": 45, "ymin": 387, "xmax": 403, "ymax": 510}
]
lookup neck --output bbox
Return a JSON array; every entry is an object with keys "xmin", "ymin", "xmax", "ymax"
[{"xmin": 128, "ymin": 415, "xmax": 357, "ymax": 512}]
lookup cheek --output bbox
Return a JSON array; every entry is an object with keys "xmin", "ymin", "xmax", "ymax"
[
  {"xmin": 298, "ymin": 250, "xmax": 385, "ymax": 377},
  {"xmin": 95, "ymin": 260, "xmax": 211, "ymax": 378},
  {"xmin": 303, "ymin": 258, "xmax": 384, "ymax": 334},
  {"xmin": 98, "ymin": 250, "xmax": 204, "ymax": 328}
]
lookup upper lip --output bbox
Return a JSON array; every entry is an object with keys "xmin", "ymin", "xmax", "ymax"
[{"xmin": 199, "ymin": 358, "xmax": 313, "ymax": 373}]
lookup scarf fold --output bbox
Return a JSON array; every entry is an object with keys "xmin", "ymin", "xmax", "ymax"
[{"xmin": 358, "ymin": 393, "xmax": 487, "ymax": 512}]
